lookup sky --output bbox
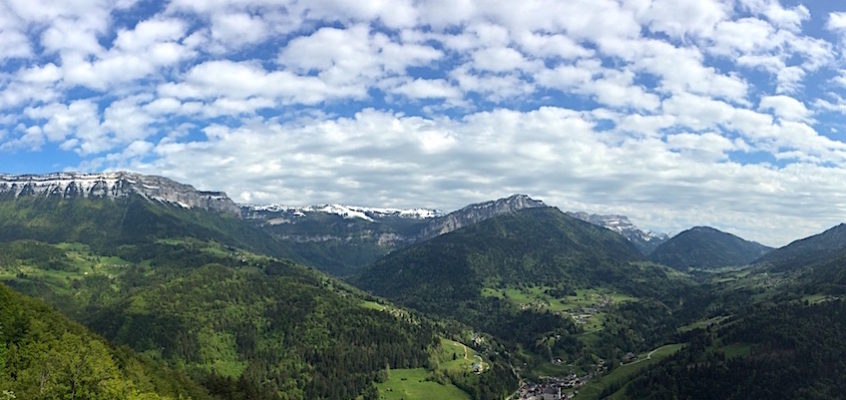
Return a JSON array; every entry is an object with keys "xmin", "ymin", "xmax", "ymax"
[{"xmin": 3, "ymin": 0, "xmax": 846, "ymax": 246}]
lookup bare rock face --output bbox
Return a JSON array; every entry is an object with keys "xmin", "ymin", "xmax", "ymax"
[
  {"xmin": 416, "ymin": 194, "xmax": 547, "ymax": 241},
  {"xmin": 566, "ymin": 211, "xmax": 668, "ymax": 255},
  {"xmin": 0, "ymin": 172, "xmax": 241, "ymax": 216}
]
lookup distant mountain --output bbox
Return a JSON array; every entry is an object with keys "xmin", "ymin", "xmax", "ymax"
[
  {"xmin": 0, "ymin": 174, "xmax": 299, "ymax": 263},
  {"xmin": 354, "ymin": 207, "xmax": 696, "ymax": 369},
  {"xmin": 357, "ymin": 207, "xmax": 645, "ymax": 311},
  {"xmin": 243, "ymin": 203, "xmax": 441, "ymax": 221},
  {"xmin": 415, "ymin": 194, "xmax": 546, "ymax": 241},
  {"xmin": 0, "ymin": 172, "xmax": 240, "ymax": 215},
  {"xmin": 567, "ymin": 211, "xmax": 668, "ymax": 254},
  {"xmin": 356, "ymin": 207, "xmax": 652, "ymax": 315},
  {"xmin": 751, "ymin": 224, "xmax": 846, "ymax": 293},
  {"xmin": 649, "ymin": 226, "xmax": 772, "ymax": 269},
  {"xmin": 244, "ymin": 194, "xmax": 548, "ymax": 275}
]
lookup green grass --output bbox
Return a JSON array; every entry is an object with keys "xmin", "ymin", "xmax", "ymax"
[
  {"xmin": 677, "ymin": 315, "xmax": 730, "ymax": 333},
  {"xmin": 482, "ymin": 287, "xmax": 639, "ymax": 346},
  {"xmin": 361, "ymin": 300, "xmax": 387, "ymax": 311},
  {"xmin": 436, "ymin": 338, "xmax": 487, "ymax": 374},
  {"xmin": 375, "ymin": 368, "xmax": 471, "ymax": 400},
  {"xmin": 482, "ymin": 286, "xmax": 635, "ymax": 313},
  {"xmin": 575, "ymin": 343, "xmax": 685, "ymax": 400}
]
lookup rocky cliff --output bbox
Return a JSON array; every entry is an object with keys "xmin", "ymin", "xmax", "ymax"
[{"xmin": 0, "ymin": 172, "xmax": 241, "ymax": 216}]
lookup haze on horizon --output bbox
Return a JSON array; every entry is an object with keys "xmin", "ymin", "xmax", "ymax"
[{"xmin": 2, "ymin": 0, "xmax": 846, "ymax": 246}]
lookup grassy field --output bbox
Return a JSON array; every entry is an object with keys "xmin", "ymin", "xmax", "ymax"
[
  {"xmin": 375, "ymin": 368, "xmax": 471, "ymax": 400},
  {"xmin": 482, "ymin": 287, "xmax": 635, "ymax": 312},
  {"xmin": 482, "ymin": 287, "xmax": 636, "ymax": 335},
  {"xmin": 575, "ymin": 343, "xmax": 685, "ymax": 400},
  {"xmin": 436, "ymin": 338, "xmax": 487, "ymax": 373},
  {"xmin": 0, "ymin": 242, "xmax": 129, "ymax": 293},
  {"xmin": 361, "ymin": 300, "xmax": 387, "ymax": 311}
]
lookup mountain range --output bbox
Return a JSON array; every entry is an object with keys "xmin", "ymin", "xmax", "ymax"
[
  {"xmin": 3, "ymin": 171, "xmax": 846, "ymax": 400},
  {"xmin": 0, "ymin": 172, "xmax": 240, "ymax": 215}
]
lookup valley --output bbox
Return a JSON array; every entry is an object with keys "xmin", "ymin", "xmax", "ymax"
[{"xmin": 0, "ymin": 173, "xmax": 844, "ymax": 400}]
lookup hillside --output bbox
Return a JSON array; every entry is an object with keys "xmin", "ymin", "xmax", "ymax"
[
  {"xmin": 756, "ymin": 223, "xmax": 846, "ymax": 271},
  {"xmin": 649, "ymin": 226, "xmax": 771, "ymax": 270},
  {"xmin": 0, "ymin": 174, "xmax": 511, "ymax": 399},
  {"xmin": 619, "ymin": 299, "xmax": 846, "ymax": 400},
  {"xmin": 357, "ymin": 207, "xmax": 645, "ymax": 307},
  {"xmin": 0, "ymin": 236, "xmax": 466, "ymax": 399},
  {"xmin": 356, "ymin": 207, "xmax": 696, "ymax": 374},
  {"xmin": 0, "ymin": 282, "xmax": 209, "ymax": 399},
  {"xmin": 0, "ymin": 192, "xmax": 296, "ymax": 261}
]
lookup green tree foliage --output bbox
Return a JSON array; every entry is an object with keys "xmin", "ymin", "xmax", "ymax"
[
  {"xmin": 356, "ymin": 208, "xmax": 693, "ymax": 363},
  {"xmin": 0, "ymin": 196, "xmax": 295, "ymax": 260},
  {"xmin": 624, "ymin": 300, "xmax": 846, "ymax": 399},
  {"xmin": 649, "ymin": 226, "xmax": 772, "ymax": 270},
  {"xmin": 0, "ymin": 284, "xmax": 208, "ymax": 399},
  {"xmin": 1, "ymin": 237, "xmax": 443, "ymax": 399}
]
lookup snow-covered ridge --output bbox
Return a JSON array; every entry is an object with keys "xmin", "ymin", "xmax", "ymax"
[
  {"xmin": 245, "ymin": 203, "xmax": 442, "ymax": 221},
  {"xmin": 0, "ymin": 172, "xmax": 240, "ymax": 215}
]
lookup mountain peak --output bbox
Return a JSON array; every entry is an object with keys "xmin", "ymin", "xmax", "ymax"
[
  {"xmin": 463, "ymin": 194, "xmax": 546, "ymax": 210},
  {"xmin": 650, "ymin": 225, "xmax": 772, "ymax": 269},
  {"xmin": 414, "ymin": 194, "xmax": 547, "ymax": 240},
  {"xmin": 756, "ymin": 222, "xmax": 846, "ymax": 271},
  {"xmin": 0, "ymin": 171, "xmax": 240, "ymax": 215},
  {"xmin": 566, "ymin": 211, "xmax": 668, "ymax": 255}
]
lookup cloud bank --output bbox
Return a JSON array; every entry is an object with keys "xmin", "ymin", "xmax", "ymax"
[{"xmin": 2, "ymin": 0, "xmax": 846, "ymax": 245}]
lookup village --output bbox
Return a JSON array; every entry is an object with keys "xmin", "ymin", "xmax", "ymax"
[
  {"xmin": 515, "ymin": 371, "xmax": 595, "ymax": 400},
  {"xmin": 510, "ymin": 293, "xmax": 620, "ymax": 400}
]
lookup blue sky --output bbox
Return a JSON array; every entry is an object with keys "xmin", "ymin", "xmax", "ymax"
[{"xmin": 2, "ymin": 0, "xmax": 846, "ymax": 245}]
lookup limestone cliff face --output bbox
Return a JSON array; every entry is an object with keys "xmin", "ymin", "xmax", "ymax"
[
  {"xmin": 0, "ymin": 172, "xmax": 241, "ymax": 216},
  {"xmin": 415, "ymin": 194, "xmax": 547, "ymax": 241}
]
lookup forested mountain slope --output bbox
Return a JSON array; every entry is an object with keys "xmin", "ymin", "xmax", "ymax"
[
  {"xmin": 357, "ymin": 207, "xmax": 697, "ymax": 374},
  {"xmin": 0, "ymin": 283, "xmax": 210, "ymax": 399},
  {"xmin": 649, "ymin": 226, "xmax": 771, "ymax": 269}
]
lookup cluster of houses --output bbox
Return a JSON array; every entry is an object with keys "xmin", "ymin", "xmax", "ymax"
[
  {"xmin": 517, "ymin": 371, "xmax": 599, "ymax": 400},
  {"xmin": 560, "ymin": 295, "xmax": 613, "ymax": 325}
]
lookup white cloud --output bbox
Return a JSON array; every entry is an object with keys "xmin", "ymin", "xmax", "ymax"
[
  {"xmin": 278, "ymin": 24, "xmax": 443, "ymax": 95},
  {"xmin": 158, "ymin": 60, "xmax": 359, "ymax": 109},
  {"xmin": 3, "ymin": 0, "xmax": 846, "ymax": 247},
  {"xmin": 210, "ymin": 13, "xmax": 269, "ymax": 48},
  {"xmin": 640, "ymin": 0, "xmax": 730, "ymax": 38},
  {"xmin": 391, "ymin": 78, "xmax": 461, "ymax": 99},
  {"xmin": 471, "ymin": 47, "xmax": 535, "ymax": 72},
  {"xmin": 741, "ymin": 0, "xmax": 809, "ymax": 31},
  {"xmin": 758, "ymin": 95, "xmax": 811, "ymax": 122},
  {"xmin": 516, "ymin": 31, "xmax": 593, "ymax": 60},
  {"xmin": 827, "ymin": 12, "xmax": 846, "ymax": 31},
  {"xmin": 99, "ymin": 107, "xmax": 846, "ymax": 246}
]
